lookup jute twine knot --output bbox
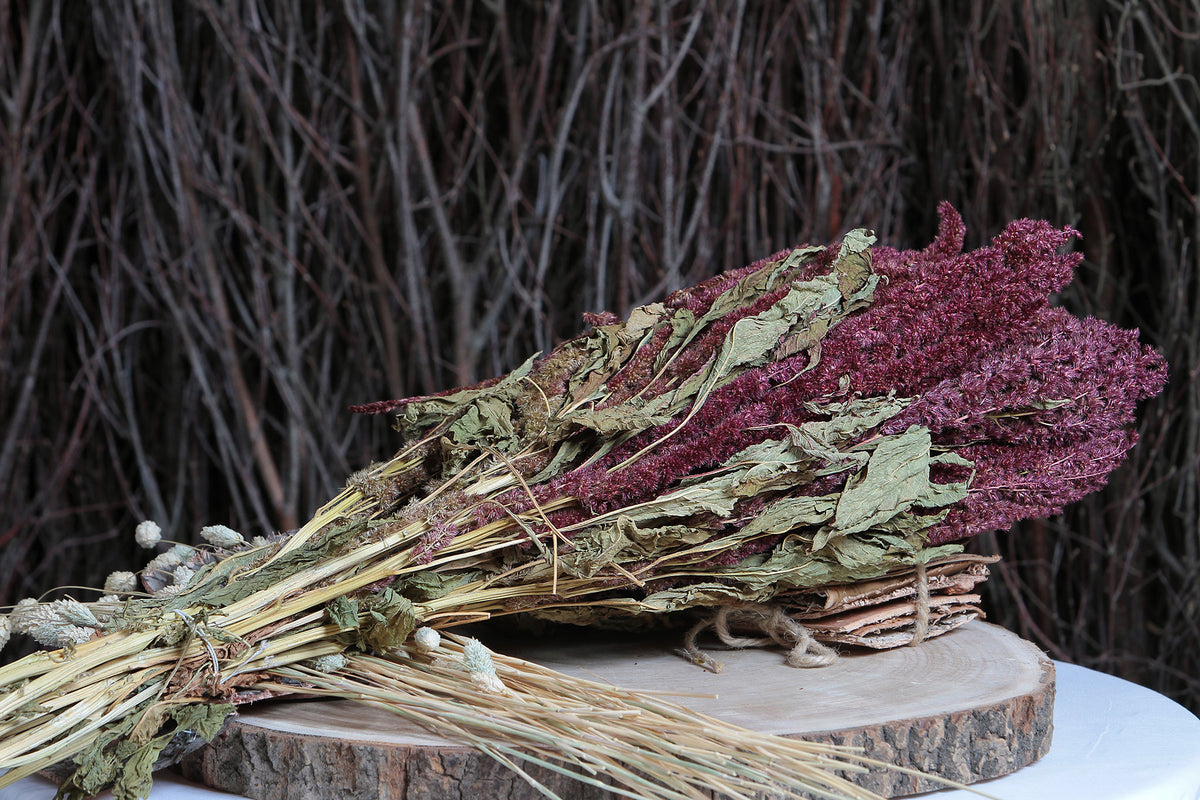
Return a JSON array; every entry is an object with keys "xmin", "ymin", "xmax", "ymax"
[
  {"xmin": 679, "ymin": 604, "xmax": 838, "ymax": 673},
  {"xmin": 909, "ymin": 561, "xmax": 931, "ymax": 647}
]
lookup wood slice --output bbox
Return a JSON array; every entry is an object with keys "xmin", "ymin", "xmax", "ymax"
[{"xmin": 180, "ymin": 621, "xmax": 1053, "ymax": 799}]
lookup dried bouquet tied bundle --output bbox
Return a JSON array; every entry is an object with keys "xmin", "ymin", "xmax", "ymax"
[{"xmin": 0, "ymin": 205, "xmax": 1166, "ymax": 800}]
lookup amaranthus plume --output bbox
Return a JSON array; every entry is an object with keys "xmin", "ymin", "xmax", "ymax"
[{"xmin": 471, "ymin": 203, "xmax": 1163, "ymax": 549}]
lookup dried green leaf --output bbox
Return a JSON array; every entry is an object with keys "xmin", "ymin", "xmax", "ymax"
[
  {"xmin": 932, "ymin": 450, "xmax": 975, "ymax": 468},
  {"xmin": 529, "ymin": 437, "xmax": 587, "ymax": 484},
  {"xmin": 647, "ymin": 234, "xmax": 884, "ymax": 434},
  {"xmin": 361, "ymin": 588, "xmax": 417, "ymax": 651},
  {"xmin": 798, "ymin": 394, "xmax": 912, "ymax": 453},
  {"xmin": 176, "ymin": 702, "xmax": 233, "ymax": 741},
  {"xmin": 618, "ymin": 517, "xmax": 711, "ymax": 554},
  {"xmin": 638, "ymin": 582, "xmax": 753, "ymax": 612},
  {"xmin": 823, "ymin": 532, "xmax": 921, "ymax": 572},
  {"xmin": 726, "ymin": 535, "xmax": 854, "ymax": 589},
  {"xmin": 607, "ymin": 482, "xmax": 739, "ymax": 525},
  {"xmin": 655, "ymin": 307, "xmax": 697, "ymax": 370},
  {"xmin": 642, "ymin": 287, "xmax": 832, "ymax": 432},
  {"xmin": 565, "ymin": 305, "xmax": 667, "ymax": 405},
  {"xmin": 698, "ymin": 396, "xmax": 910, "ymax": 499},
  {"xmin": 737, "ymin": 495, "xmax": 839, "ymax": 538},
  {"xmin": 60, "ymin": 742, "xmax": 119, "ymax": 798},
  {"xmin": 396, "ymin": 353, "xmax": 538, "ymax": 440},
  {"xmin": 170, "ymin": 519, "xmax": 367, "ymax": 612},
  {"xmin": 447, "ymin": 395, "xmax": 517, "ymax": 446},
  {"xmin": 561, "ymin": 517, "xmax": 711, "ymax": 578},
  {"xmin": 394, "ymin": 571, "xmax": 483, "ymax": 602},
  {"xmin": 834, "ymin": 426, "xmax": 934, "ymax": 535},
  {"xmin": 623, "ymin": 303, "xmax": 667, "ymax": 337},
  {"xmin": 831, "ymin": 228, "xmax": 877, "ymax": 297},
  {"xmin": 327, "ymin": 596, "xmax": 360, "ymax": 632},
  {"xmin": 772, "ymin": 317, "xmax": 829, "ymax": 362},
  {"xmin": 572, "ymin": 402, "xmax": 675, "ymax": 436},
  {"xmin": 728, "ymin": 288, "xmax": 836, "ymax": 370},
  {"xmin": 721, "ymin": 531, "xmax": 964, "ymax": 593},
  {"xmin": 111, "ymin": 741, "xmax": 158, "ymax": 800},
  {"xmin": 664, "ymin": 245, "xmax": 826, "ymax": 366},
  {"xmin": 695, "ymin": 259, "xmax": 790, "ymax": 328},
  {"xmin": 559, "ymin": 524, "xmax": 629, "ymax": 579},
  {"xmin": 922, "ymin": 451, "xmax": 975, "ymax": 506},
  {"xmin": 1029, "ymin": 397, "xmax": 1073, "ymax": 410},
  {"xmin": 70, "ymin": 702, "xmax": 235, "ymax": 800},
  {"xmin": 917, "ymin": 472, "xmax": 971, "ymax": 509},
  {"xmin": 717, "ymin": 440, "xmax": 820, "ymax": 497}
]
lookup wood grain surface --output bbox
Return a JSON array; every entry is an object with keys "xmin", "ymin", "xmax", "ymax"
[{"xmin": 180, "ymin": 621, "xmax": 1054, "ymax": 799}]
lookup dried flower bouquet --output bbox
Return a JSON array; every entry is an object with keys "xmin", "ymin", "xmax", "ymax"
[{"xmin": 0, "ymin": 205, "xmax": 1165, "ymax": 800}]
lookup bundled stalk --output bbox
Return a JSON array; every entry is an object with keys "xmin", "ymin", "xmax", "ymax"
[{"xmin": 0, "ymin": 206, "xmax": 1165, "ymax": 800}]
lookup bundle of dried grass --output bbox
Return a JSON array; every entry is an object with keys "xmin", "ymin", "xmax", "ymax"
[{"xmin": 0, "ymin": 208, "xmax": 1164, "ymax": 799}]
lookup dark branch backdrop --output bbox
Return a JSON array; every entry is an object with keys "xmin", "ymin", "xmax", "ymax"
[{"xmin": 2, "ymin": 1, "xmax": 1197, "ymax": 712}]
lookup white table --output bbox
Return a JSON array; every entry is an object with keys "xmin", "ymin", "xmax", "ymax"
[
  {"xmin": 4, "ymin": 662, "xmax": 1199, "ymax": 800},
  {"xmin": 921, "ymin": 662, "xmax": 1200, "ymax": 800}
]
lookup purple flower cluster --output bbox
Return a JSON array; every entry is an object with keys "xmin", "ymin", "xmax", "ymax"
[
  {"xmin": 412, "ymin": 520, "xmax": 461, "ymax": 565},
  {"xmin": 474, "ymin": 204, "xmax": 1167, "ymax": 547},
  {"xmin": 776, "ymin": 203, "xmax": 1082, "ymax": 401},
  {"xmin": 882, "ymin": 307, "xmax": 1166, "ymax": 447},
  {"xmin": 929, "ymin": 428, "xmax": 1139, "ymax": 543}
]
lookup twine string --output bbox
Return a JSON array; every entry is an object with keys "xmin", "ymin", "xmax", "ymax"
[
  {"xmin": 681, "ymin": 560, "xmax": 935, "ymax": 672},
  {"xmin": 679, "ymin": 604, "xmax": 838, "ymax": 673},
  {"xmin": 909, "ymin": 561, "xmax": 931, "ymax": 647}
]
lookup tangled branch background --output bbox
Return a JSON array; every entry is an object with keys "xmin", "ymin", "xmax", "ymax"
[{"xmin": 1, "ymin": 0, "xmax": 1197, "ymax": 715}]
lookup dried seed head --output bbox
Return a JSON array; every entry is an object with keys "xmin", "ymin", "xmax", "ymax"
[
  {"xmin": 51, "ymin": 599, "xmax": 100, "ymax": 629},
  {"xmin": 461, "ymin": 638, "xmax": 506, "ymax": 693},
  {"xmin": 0, "ymin": 615, "xmax": 10, "ymax": 650},
  {"xmin": 145, "ymin": 550, "xmax": 183, "ymax": 575},
  {"xmin": 11, "ymin": 600, "xmax": 99, "ymax": 649},
  {"xmin": 471, "ymin": 671, "xmax": 507, "ymax": 694},
  {"xmin": 200, "ymin": 524, "xmax": 245, "ymax": 549},
  {"xmin": 167, "ymin": 544, "xmax": 196, "ymax": 561},
  {"xmin": 172, "ymin": 566, "xmax": 196, "ymax": 587},
  {"xmin": 31, "ymin": 623, "xmax": 94, "ymax": 649},
  {"xmin": 306, "ymin": 653, "xmax": 348, "ymax": 673},
  {"xmin": 89, "ymin": 596, "xmax": 122, "ymax": 625},
  {"xmin": 346, "ymin": 464, "xmax": 401, "ymax": 507},
  {"xmin": 94, "ymin": 594, "xmax": 121, "ymax": 616},
  {"xmin": 13, "ymin": 601, "xmax": 55, "ymax": 634},
  {"xmin": 12, "ymin": 598, "xmax": 40, "ymax": 625},
  {"xmin": 14, "ymin": 600, "xmax": 97, "ymax": 631},
  {"xmin": 413, "ymin": 626, "xmax": 441, "ymax": 652},
  {"xmin": 461, "ymin": 637, "xmax": 493, "ymax": 673},
  {"xmin": 134, "ymin": 520, "xmax": 162, "ymax": 549},
  {"xmin": 103, "ymin": 571, "xmax": 138, "ymax": 594}
]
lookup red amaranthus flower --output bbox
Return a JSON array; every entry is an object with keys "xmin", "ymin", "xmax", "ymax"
[{"xmin": 476, "ymin": 204, "xmax": 1165, "ymax": 548}]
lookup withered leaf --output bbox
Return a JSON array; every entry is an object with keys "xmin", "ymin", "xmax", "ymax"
[
  {"xmin": 834, "ymin": 426, "xmax": 934, "ymax": 536},
  {"xmin": 832, "ymin": 228, "xmax": 877, "ymax": 297},
  {"xmin": 361, "ymin": 588, "xmax": 418, "ymax": 651},
  {"xmin": 396, "ymin": 353, "xmax": 538, "ymax": 440}
]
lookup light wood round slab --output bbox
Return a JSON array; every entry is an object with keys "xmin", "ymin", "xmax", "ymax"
[{"xmin": 181, "ymin": 621, "xmax": 1054, "ymax": 799}]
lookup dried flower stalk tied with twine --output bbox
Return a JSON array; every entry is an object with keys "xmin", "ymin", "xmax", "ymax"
[{"xmin": 0, "ymin": 206, "xmax": 1166, "ymax": 800}]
